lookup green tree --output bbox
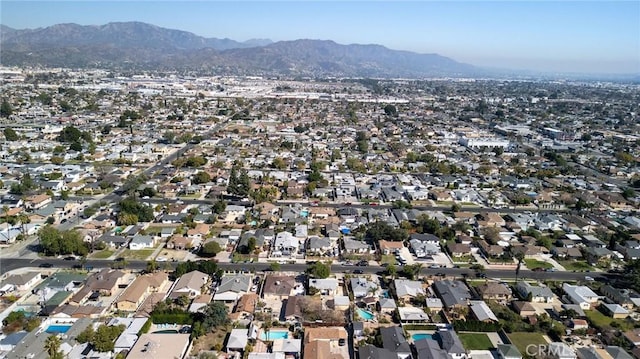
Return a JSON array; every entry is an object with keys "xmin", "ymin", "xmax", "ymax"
[
  {"xmin": 0, "ymin": 99, "xmax": 13, "ymax": 118},
  {"xmin": 307, "ymin": 261, "xmax": 331, "ymax": 279},
  {"xmin": 3, "ymin": 128, "xmax": 18, "ymax": 141},
  {"xmin": 383, "ymin": 104, "xmax": 397, "ymax": 116},
  {"xmin": 140, "ymin": 187, "xmax": 156, "ymax": 198},
  {"xmin": 44, "ymin": 335, "xmax": 63, "ymax": 359},
  {"xmin": 247, "ymin": 237, "xmax": 257, "ymax": 253},
  {"xmin": 199, "ymin": 241, "xmax": 222, "ymax": 258},
  {"xmin": 193, "ymin": 171, "xmax": 211, "ymax": 184},
  {"xmin": 212, "ymin": 200, "xmax": 226, "ymax": 214},
  {"xmin": 202, "ymin": 302, "xmax": 229, "ymax": 331},
  {"xmin": 58, "ymin": 126, "xmax": 83, "ymax": 143}
]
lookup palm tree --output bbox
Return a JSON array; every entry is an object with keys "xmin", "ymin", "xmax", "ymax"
[
  {"xmin": 17, "ymin": 213, "xmax": 30, "ymax": 236},
  {"xmin": 263, "ymin": 319, "xmax": 272, "ymax": 341},
  {"xmin": 44, "ymin": 334, "xmax": 63, "ymax": 359},
  {"xmin": 514, "ymin": 251, "xmax": 525, "ymax": 283}
]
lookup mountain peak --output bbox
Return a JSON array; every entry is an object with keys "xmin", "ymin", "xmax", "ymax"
[{"xmin": 0, "ymin": 21, "xmax": 476, "ymax": 77}]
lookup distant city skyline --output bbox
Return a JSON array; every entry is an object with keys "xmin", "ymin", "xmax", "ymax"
[{"xmin": 1, "ymin": 1, "xmax": 639, "ymax": 75}]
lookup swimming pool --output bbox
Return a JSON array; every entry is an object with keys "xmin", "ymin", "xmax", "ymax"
[
  {"xmin": 260, "ymin": 330, "xmax": 288, "ymax": 340},
  {"xmin": 46, "ymin": 325, "xmax": 72, "ymax": 334},
  {"xmin": 381, "ymin": 290, "xmax": 390, "ymax": 298},
  {"xmin": 357, "ymin": 308, "xmax": 375, "ymax": 320},
  {"xmin": 412, "ymin": 333, "xmax": 435, "ymax": 342}
]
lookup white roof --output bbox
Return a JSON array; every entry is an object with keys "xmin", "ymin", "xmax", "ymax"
[{"xmin": 228, "ymin": 328, "xmax": 249, "ymax": 349}]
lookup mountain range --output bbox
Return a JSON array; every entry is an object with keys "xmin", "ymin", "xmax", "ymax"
[{"xmin": 0, "ymin": 22, "xmax": 477, "ymax": 77}]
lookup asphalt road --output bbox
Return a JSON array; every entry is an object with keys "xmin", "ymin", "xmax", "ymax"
[{"xmin": 0, "ymin": 257, "xmax": 615, "ymax": 284}]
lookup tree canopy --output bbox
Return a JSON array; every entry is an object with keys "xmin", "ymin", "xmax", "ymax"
[
  {"xmin": 38, "ymin": 226, "xmax": 88, "ymax": 256},
  {"xmin": 3, "ymin": 128, "xmax": 18, "ymax": 141},
  {"xmin": 306, "ymin": 261, "xmax": 331, "ymax": 279}
]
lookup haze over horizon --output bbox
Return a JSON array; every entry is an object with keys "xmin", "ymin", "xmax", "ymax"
[{"xmin": 2, "ymin": 1, "xmax": 639, "ymax": 75}]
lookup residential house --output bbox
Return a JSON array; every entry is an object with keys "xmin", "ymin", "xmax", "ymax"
[
  {"xmin": 227, "ymin": 328, "xmax": 249, "ymax": 351},
  {"xmin": 272, "ymin": 231, "xmax": 298, "ymax": 257},
  {"xmin": 188, "ymin": 294, "xmax": 212, "ymax": 313},
  {"xmin": 2, "ymin": 272, "xmax": 41, "ymax": 292},
  {"xmin": 23, "ymin": 194, "xmax": 52, "ymax": 210},
  {"xmin": 476, "ymin": 282, "xmax": 512, "ymax": 301},
  {"xmin": 415, "ymin": 339, "xmax": 448, "ymax": 359},
  {"xmin": 350, "ymin": 277, "xmax": 378, "ymax": 298},
  {"xmin": 263, "ymin": 275, "xmax": 303, "ymax": 300},
  {"xmin": 409, "ymin": 238, "xmax": 441, "ymax": 258},
  {"xmin": 129, "ymin": 234, "xmax": 155, "ymax": 250},
  {"xmin": 438, "ymin": 329, "xmax": 466, "ymax": 359},
  {"xmin": 512, "ymin": 301, "xmax": 537, "ymax": 317},
  {"xmin": 516, "ymin": 282, "xmax": 555, "ymax": 303},
  {"xmin": 343, "ymin": 237, "xmax": 373, "ymax": 254},
  {"xmin": 600, "ymin": 285, "xmax": 640, "ymax": 310},
  {"xmin": 563, "ymin": 284, "xmax": 601, "ymax": 310},
  {"xmin": 447, "ymin": 243, "xmax": 471, "ymax": 258},
  {"xmin": 584, "ymin": 247, "xmax": 613, "ymax": 266},
  {"xmin": 213, "ymin": 274, "xmax": 251, "ymax": 302},
  {"xmin": 284, "ymin": 295, "xmax": 304, "ymax": 322},
  {"xmin": 307, "ymin": 236, "xmax": 333, "ymax": 255},
  {"xmin": 469, "ymin": 300, "xmax": 498, "ymax": 322},
  {"xmin": 394, "ymin": 279, "xmax": 425, "ymax": 302},
  {"xmin": 380, "ymin": 326, "xmax": 412, "ymax": 359},
  {"xmin": 167, "ymin": 236, "xmax": 194, "ymax": 250},
  {"xmin": 308, "ymin": 278, "xmax": 338, "ymax": 296},
  {"xmin": 168, "ymin": 270, "xmax": 210, "ymax": 299},
  {"xmin": 116, "ymin": 272, "xmax": 168, "ymax": 312},
  {"xmin": 82, "ymin": 268, "xmax": 125, "ymax": 296},
  {"xmin": 397, "ymin": 306, "xmax": 430, "ymax": 324},
  {"xmin": 127, "ymin": 333, "xmax": 191, "ymax": 359},
  {"xmin": 379, "ymin": 240, "xmax": 404, "ymax": 255},
  {"xmin": 425, "ymin": 298, "xmax": 444, "ymax": 314},
  {"xmin": 601, "ymin": 304, "xmax": 629, "ymax": 319},
  {"xmin": 303, "ymin": 327, "xmax": 348, "ymax": 359},
  {"xmin": 433, "ymin": 280, "xmax": 472, "ymax": 309}
]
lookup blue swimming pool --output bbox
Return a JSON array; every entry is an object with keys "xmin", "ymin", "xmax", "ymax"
[
  {"xmin": 412, "ymin": 333, "xmax": 435, "ymax": 342},
  {"xmin": 46, "ymin": 325, "xmax": 72, "ymax": 334},
  {"xmin": 357, "ymin": 308, "xmax": 375, "ymax": 320},
  {"xmin": 260, "ymin": 331, "xmax": 288, "ymax": 340}
]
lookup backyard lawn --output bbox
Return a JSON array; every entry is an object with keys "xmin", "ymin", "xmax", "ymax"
[
  {"xmin": 585, "ymin": 308, "xmax": 632, "ymax": 331},
  {"xmin": 523, "ymin": 259, "xmax": 553, "ymax": 270},
  {"xmin": 508, "ymin": 332, "xmax": 547, "ymax": 357},
  {"xmin": 91, "ymin": 250, "xmax": 114, "ymax": 259},
  {"xmin": 120, "ymin": 249, "xmax": 156, "ymax": 261},
  {"xmin": 458, "ymin": 333, "xmax": 494, "ymax": 350}
]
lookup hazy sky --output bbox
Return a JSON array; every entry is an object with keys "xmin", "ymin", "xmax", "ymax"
[{"xmin": 2, "ymin": 1, "xmax": 639, "ymax": 74}]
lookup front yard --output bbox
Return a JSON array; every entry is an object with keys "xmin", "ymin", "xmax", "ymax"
[
  {"xmin": 523, "ymin": 259, "xmax": 553, "ymax": 270},
  {"xmin": 380, "ymin": 254, "xmax": 397, "ymax": 265},
  {"xmin": 120, "ymin": 249, "xmax": 156, "ymax": 261},
  {"xmin": 458, "ymin": 333, "xmax": 494, "ymax": 350},
  {"xmin": 91, "ymin": 249, "xmax": 114, "ymax": 259},
  {"xmin": 558, "ymin": 260, "xmax": 593, "ymax": 272}
]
